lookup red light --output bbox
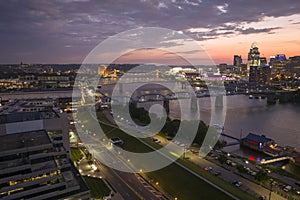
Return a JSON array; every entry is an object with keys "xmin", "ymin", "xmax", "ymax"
[
  {"xmin": 248, "ymin": 155, "xmax": 255, "ymax": 161},
  {"xmin": 249, "ymin": 141, "xmax": 258, "ymax": 145}
]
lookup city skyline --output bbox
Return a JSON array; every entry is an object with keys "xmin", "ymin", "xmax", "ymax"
[{"xmin": 0, "ymin": 0, "xmax": 300, "ymax": 64}]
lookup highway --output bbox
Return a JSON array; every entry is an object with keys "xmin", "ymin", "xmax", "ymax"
[{"xmin": 73, "ymin": 112, "xmax": 165, "ymax": 200}]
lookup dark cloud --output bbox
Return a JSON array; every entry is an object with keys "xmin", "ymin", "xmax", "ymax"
[
  {"xmin": 236, "ymin": 27, "xmax": 281, "ymax": 35},
  {"xmin": 0, "ymin": 0, "xmax": 299, "ymax": 63}
]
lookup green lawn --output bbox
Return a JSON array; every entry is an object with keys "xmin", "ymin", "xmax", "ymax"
[
  {"xmin": 96, "ymin": 110, "xmax": 113, "ymax": 124},
  {"xmin": 83, "ymin": 176, "xmax": 111, "ymax": 199},
  {"xmin": 147, "ymin": 163, "xmax": 233, "ymax": 200},
  {"xmin": 70, "ymin": 147, "xmax": 83, "ymax": 162}
]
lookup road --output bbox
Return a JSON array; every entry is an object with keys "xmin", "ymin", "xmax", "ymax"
[{"xmin": 74, "ymin": 111, "xmax": 164, "ymax": 200}]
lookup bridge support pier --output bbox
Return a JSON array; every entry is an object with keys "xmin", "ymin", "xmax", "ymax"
[
  {"xmin": 190, "ymin": 97, "xmax": 198, "ymax": 111},
  {"xmin": 163, "ymin": 99, "xmax": 170, "ymax": 115},
  {"xmin": 278, "ymin": 92, "xmax": 295, "ymax": 103},
  {"xmin": 267, "ymin": 94, "xmax": 277, "ymax": 105},
  {"xmin": 119, "ymin": 83, "xmax": 123, "ymax": 95},
  {"xmin": 215, "ymin": 95, "xmax": 223, "ymax": 108}
]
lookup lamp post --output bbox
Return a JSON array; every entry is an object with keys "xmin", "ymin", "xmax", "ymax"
[{"xmin": 269, "ymin": 179, "xmax": 274, "ymax": 200}]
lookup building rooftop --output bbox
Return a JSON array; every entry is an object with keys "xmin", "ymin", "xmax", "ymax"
[
  {"xmin": 244, "ymin": 133, "xmax": 273, "ymax": 143},
  {"xmin": 0, "ymin": 130, "xmax": 51, "ymax": 152},
  {"xmin": 0, "ymin": 110, "xmax": 59, "ymax": 124},
  {"xmin": 0, "ymin": 99, "xmax": 55, "ymax": 115}
]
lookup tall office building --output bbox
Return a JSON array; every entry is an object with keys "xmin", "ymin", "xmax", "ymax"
[
  {"xmin": 287, "ymin": 56, "xmax": 300, "ymax": 77},
  {"xmin": 247, "ymin": 43, "xmax": 271, "ymax": 83},
  {"xmin": 233, "ymin": 55, "xmax": 242, "ymax": 74},
  {"xmin": 269, "ymin": 54, "xmax": 288, "ymax": 78},
  {"xmin": 233, "ymin": 55, "xmax": 242, "ymax": 67},
  {"xmin": 249, "ymin": 65, "xmax": 271, "ymax": 83},
  {"xmin": 247, "ymin": 42, "xmax": 261, "ymax": 72},
  {"xmin": 260, "ymin": 57, "xmax": 267, "ymax": 66}
]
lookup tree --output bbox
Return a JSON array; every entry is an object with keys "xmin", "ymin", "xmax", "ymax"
[{"xmin": 255, "ymin": 171, "xmax": 269, "ymax": 182}]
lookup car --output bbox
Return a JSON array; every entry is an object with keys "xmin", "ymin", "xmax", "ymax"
[
  {"xmin": 232, "ymin": 181, "xmax": 242, "ymax": 187},
  {"xmin": 283, "ymin": 185, "xmax": 292, "ymax": 192},
  {"xmin": 152, "ymin": 138, "xmax": 161, "ymax": 143},
  {"xmin": 204, "ymin": 167, "xmax": 213, "ymax": 171},
  {"xmin": 255, "ymin": 165, "xmax": 262, "ymax": 170},
  {"xmin": 250, "ymin": 171, "xmax": 257, "ymax": 176},
  {"xmin": 214, "ymin": 171, "xmax": 221, "ymax": 176},
  {"xmin": 110, "ymin": 137, "xmax": 124, "ymax": 146}
]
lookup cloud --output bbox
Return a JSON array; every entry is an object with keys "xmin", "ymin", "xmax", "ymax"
[
  {"xmin": 0, "ymin": 0, "xmax": 300, "ymax": 63},
  {"xmin": 216, "ymin": 3, "xmax": 228, "ymax": 15},
  {"xmin": 236, "ymin": 27, "xmax": 281, "ymax": 34}
]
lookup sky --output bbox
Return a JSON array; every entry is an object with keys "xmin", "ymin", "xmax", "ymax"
[{"xmin": 0, "ymin": 0, "xmax": 300, "ymax": 65}]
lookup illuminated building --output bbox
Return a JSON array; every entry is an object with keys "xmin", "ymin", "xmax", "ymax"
[
  {"xmin": 241, "ymin": 133, "xmax": 274, "ymax": 151},
  {"xmin": 233, "ymin": 55, "xmax": 242, "ymax": 74},
  {"xmin": 249, "ymin": 65, "xmax": 271, "ymax": 84},
  {"xmin": 247, "ymin": 42, "xmax": 261, "ymax": 73},
  {"xmin": 113, "ymin": 69, "xmax": 117, "ymax": 79},
  {"xmin": 287, "ymin": 56, "xmax": 300, "ymax": 77},
  {"xmin": 0, "ymin": 130, "xmax": 90, "ymax": 199},
  {"xmin": 260, "ymin": 57, "xmax": 267, "ymax": 66},
  {"xmin": 98, "ymin": 64, "xmax": 108, "ymax": 77},
  {"xmin": 269, "ymin": 54, "xmax": 288, "ymax": 78},
  {"xmin": 218, "ymin": 63, "xmax": 233, "ymax": 74},
  {"xmin": 247, "ymin": 43, "xmax": 271, "ymax": 83},
  {"xmin": 37, "ymin": 75, "xmax": 70, "ymax": 88}
]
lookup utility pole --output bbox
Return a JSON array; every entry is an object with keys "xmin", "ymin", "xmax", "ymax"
[{"xmin": 269, "ymin": 179, "xmax": 273, "ymax": 200}]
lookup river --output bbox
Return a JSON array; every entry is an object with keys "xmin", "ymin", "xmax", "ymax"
[{"xmin": 138, "ymin": 95, "xmax": 300, "ymax": 152}]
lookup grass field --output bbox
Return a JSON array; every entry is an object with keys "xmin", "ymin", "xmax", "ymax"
[
  {"xmin": 83, "ymin": 176, "xmax": 111, "ymax": 199},
  {"xmin": 70, "ymin": 147, "xmax": 83, "ymax": 162}
]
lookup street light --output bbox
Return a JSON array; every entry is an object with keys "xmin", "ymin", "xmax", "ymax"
[{"xmin": 269, "ymin": 179, "xmax": 274, "ymax": 200}]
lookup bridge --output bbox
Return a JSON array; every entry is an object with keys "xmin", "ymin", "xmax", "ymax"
[{"xmin": 260, "ymin": 154, "xmax": 295, "ymax": 165}]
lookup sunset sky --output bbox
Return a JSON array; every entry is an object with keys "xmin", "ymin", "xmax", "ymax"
[{"xmin": 0, "ymin": 0, "xmax": 300, "ymax": 65}]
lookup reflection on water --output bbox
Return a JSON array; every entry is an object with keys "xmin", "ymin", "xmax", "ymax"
[{"xmin": 139, "ymin": 95, "xmax": 300, "ymax": 150}]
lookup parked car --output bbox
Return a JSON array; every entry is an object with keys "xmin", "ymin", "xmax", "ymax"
[
  {"xmin": 232, "ymin": 181, "xmax": 242, "ymax": 187},
  {"xmin": 283, "ymin": 185, "xmax": 292, "ymax": 192},
  {"xmin": 255, "ymin": 165, "xmax": 262, "ymax": 170},
  {"xmin": 152, "ymin": 138, "xmax": 161, "ymax": 143},
  {"xmin": 204, "ymin": 167, "xmax": 213, "ymax": 171},
  {"xmin": 214, "ymin": 171, "xmax": 221, "ymax": 176}
]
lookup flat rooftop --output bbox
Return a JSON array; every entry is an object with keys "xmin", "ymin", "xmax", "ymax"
[
  {"xmin": 0, "ymin": 130, "xmax": 51, "ymax": 152},
  {"xmin": 0, "ymin": 110, "xmax": 59, "ymax": 124},
  {"xmin": 243, "ymin": 133, "xmax": 273, "ymax": 143}
]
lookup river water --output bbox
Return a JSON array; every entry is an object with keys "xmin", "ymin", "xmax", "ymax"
[{"xmin": 138, "ymin": 95, "xmax": 300, "ymax": 152}]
